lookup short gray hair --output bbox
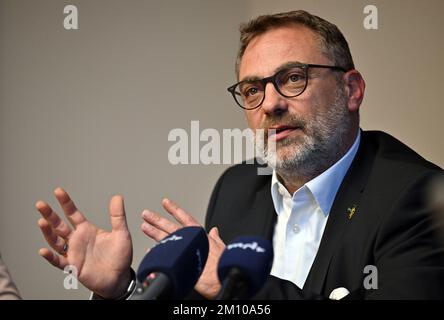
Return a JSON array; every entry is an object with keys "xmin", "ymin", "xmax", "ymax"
[{"xmin": 235, "ymin": 10, "xmax": 355, "ymax": 78}]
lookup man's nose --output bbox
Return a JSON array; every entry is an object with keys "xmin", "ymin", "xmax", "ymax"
[{"xmin": 260, "ymin": 83, "xmax": 289, "ymax": 116}]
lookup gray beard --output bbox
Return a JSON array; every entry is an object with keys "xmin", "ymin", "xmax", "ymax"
[{"xmin": 254, "ymin": 87, "xmax": 352, "ymax": 180}]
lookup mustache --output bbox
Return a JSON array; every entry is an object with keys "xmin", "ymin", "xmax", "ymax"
[{"xmin": 258, "ymin": 114, "xmax": 307, "ymax": 138}]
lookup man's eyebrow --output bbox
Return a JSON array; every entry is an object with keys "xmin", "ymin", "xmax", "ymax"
[
  {"xmin": 239, "ymin": 61, "xmax": 305, "ymax": 82},
  {"xmin": 274, "ymin": 61, "xmax": 305, "ymax": 74},
  {"xmin": 239, "ymin": 75, "xmax": 262, "ymax": 83}
]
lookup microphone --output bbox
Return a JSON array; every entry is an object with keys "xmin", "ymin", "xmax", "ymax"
[
  {"xmin": 216, "ymin": 236, "xmax": 273, "ymax": 300},
  {"xmin": 131, "ymin": 226, "xmax": 209, "ymax": 300}
]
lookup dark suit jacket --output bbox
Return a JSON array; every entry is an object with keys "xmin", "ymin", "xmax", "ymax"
[{"xmin": 205, "ymin": 130, "xmax": 444, "ymax": 299}]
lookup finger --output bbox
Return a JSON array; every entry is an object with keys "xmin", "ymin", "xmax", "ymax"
[
  {"xmin": 109, "ymin": 195, "xmax": 129, "ymax": 232},
  {"xmin": 38, "ymin": 218, "xmax": 68, "ymax": 255},
  {"xmin": 39, "ymin": 248, "xmax": 69, "ymax": 270},
  {"xmin": 35, "ymin": 200, "xmax": 72, "ymax": 239},
  {"xmin": 141, "ymin": 222, "xmax": 169, "ymax": 242},
  {"xmin": 161, "ymin": 198, "xmax": 200, "ymax": 227},
  {"xmin": 54, "ymin": 188, "xmax": 87, "ymax": 227},
  {"xmin": 209, "ymin": 227, "xmax": 225, "ymax": 246},
  {"xmin": 142, "ymin": 209, "xmax": 180, "ymax": 234},
  {"xmin": 209, "ymin": 226, "xmax": 219, "ymax": 237}
]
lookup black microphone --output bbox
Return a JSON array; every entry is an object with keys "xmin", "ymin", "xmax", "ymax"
[
  {"xmin": 216, "ymin": 236, "xmax": 273, "ymax": 300},
  {"xmin": 131, "ymin": 226, "xmax": 209, "ymax": 300}
]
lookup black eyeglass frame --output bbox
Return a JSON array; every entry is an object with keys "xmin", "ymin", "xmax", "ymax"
[{"xmin": 227, "ymin": 63, "xmax": 348, "ymax": 110}]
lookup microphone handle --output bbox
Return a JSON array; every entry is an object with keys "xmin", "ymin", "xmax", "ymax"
[
  {"xmin": 216, "ymin": 267, "xmax": 249, "ymax": 300},
  {"xmin": 131, "ymin": 272, "xmax": 172, "ymax": 300}
]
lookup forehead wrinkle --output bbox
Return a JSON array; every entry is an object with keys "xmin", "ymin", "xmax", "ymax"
[
  {"xmin": 240, "ymin": 61, "xmax": 306, "ymax": 83},
  {"xmin": 239, "ymin": 27, "xmax": 324, "ymax": 81}
]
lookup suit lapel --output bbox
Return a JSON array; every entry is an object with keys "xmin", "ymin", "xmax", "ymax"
[
  {"xmin": 303, "ymin": 132, "xmax": 376, "ymax": 295},
  {"xmin": 246, "ymin": 175, "xmax": 276, "ymax": 240}
]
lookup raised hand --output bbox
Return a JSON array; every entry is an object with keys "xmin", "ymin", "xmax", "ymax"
[
  {"xmin": 141, "ymin": 198, "xmax": 226, "ymax": 299},
  {"xmin": 36, "ymin": 188, "xmax": 133, "ymax": 299}
]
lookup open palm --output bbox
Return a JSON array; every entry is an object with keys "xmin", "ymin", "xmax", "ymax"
[{"xmin": 36, "ymin": 188, "xmax": 133, "ymax": 299}]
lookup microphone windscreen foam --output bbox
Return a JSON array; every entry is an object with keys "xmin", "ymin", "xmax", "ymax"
[
  {"xmin": 136, "ymin": 226, "xmax": 209, "ymax": 299},
  {"xmin": 217, "ymin": 236, "xmax": 273, "ymax": 297}
]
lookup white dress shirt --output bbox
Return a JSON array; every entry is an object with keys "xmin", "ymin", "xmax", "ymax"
[{"xmin": 270, "ymin": 131, "xmax": 361, "ymax": 289}]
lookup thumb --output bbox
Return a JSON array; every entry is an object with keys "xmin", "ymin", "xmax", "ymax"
[
  {"xmin": 109, "ymin": 195, "xmax": 128, "ymax": 232},
  {"xmin": 209, "ymin": 226, "xmax": 222, "ymax": 241},
  {"xmin": 208, "ymin": 226, "xmax": 226, "ymax": 250}
]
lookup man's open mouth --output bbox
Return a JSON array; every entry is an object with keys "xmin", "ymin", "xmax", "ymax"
[{"xmin": 267, "ymin": 125, "xmax": 301, "ymax": 142}]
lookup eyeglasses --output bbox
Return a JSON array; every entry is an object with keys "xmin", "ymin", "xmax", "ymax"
[{"xmin": 227, "ymin": 63, "xmax": 347, "ymax": 110}]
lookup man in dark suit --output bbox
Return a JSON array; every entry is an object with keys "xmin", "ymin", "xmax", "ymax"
[
  {"xmin": 36, "ymin": 10, "xmax": 444, "ymax": 300},
  {"xmin": 143, "ymin": 10, "xmax": 444, "ymax": 299},
  {"xmin": 205, "ymin": 131, "xmax": 444, "ymax": 299}
]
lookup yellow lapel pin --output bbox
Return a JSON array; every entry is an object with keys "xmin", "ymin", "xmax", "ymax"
[{"xmin": 347, "ymin": 205, "xmax": 357, "ymax": 220}]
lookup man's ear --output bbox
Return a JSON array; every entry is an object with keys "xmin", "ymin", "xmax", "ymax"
[{"xmin": 343, "ymin": 70, "xmax": 365, "ymax": 113}]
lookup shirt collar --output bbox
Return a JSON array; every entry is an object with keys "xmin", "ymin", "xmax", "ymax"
[{"xmin": 271, "ymin": 130, "xmax": 361, "ymax": 216}]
